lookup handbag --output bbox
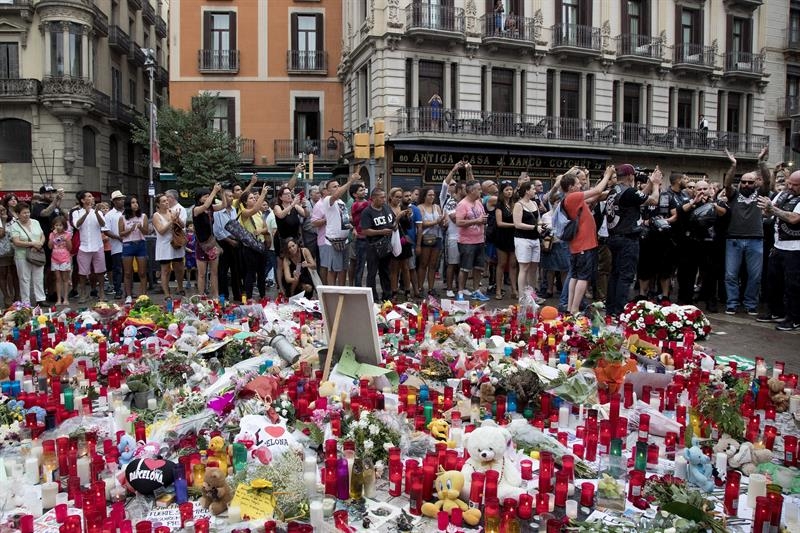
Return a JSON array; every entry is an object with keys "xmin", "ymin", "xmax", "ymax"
[
  {"xmin": 170, "ymin": 222, "xmax": 187, "ymax": 249},
  {"xmin": 199, "ymin": 236, "xmax": 221, "ymax": 261},
  {"xmin": 326, "ymin": 236, "xmax": 349, "ymax": 252},
  {"xmin": 0, "ymin": 222, "xmax": 12, "ymax": 257},
  {"xmin": 391, "ymin": 228, "xmax": 402, "ymax": 257},
  {"xmin": 541, "ymin": 235, "xmax": 554, "ymax": 253},
  {"xmin": 17, "ymin": 223, "xmax": 46, "ymax": 266},
  {"xmin": 559, "ymin": 204, "xmax": 582, "ymax": 242},
  {"xmin": 422, "ymin": 232, "xmax": 438, "ymax": 246},
  {"xmin": 224, "ymin": 216, "xmax": 267, "ymax": 254},
  {"xmin": 370, "ymin": 235, "xmax": 392, "ymax": 258}
]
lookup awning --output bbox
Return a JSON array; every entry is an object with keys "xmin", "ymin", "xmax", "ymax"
[{"xmin": 157, "ymin": 171, "xmax": 333, "ymax": 182}]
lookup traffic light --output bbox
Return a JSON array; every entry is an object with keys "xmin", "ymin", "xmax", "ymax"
[
  {"xmin": 354, "ymin": 132, "xmax": 370, "ymax": 159},
  {"xmin": 373, "ymin": 120, "xmax": 385, "ymax": 159}
]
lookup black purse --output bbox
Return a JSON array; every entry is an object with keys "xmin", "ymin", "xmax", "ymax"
[
  {"xmin": 224, "ymin": 216, "xmax": 268, "ymax": 254},
  {"xmin": 370, "ymin": 235, "xmax": 392, "ymax": 258}
]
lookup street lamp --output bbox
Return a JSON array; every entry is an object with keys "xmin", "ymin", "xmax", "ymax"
[{"xmin": 143, "ymin": 48, "xmax": 156, "ymax": 215}]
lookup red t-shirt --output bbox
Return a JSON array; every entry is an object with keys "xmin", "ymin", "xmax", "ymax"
[
  {"xmin": 563, "ymin": 191, "xmax": 598, "ymax": 254},
  {"xmin": 351, "ymin": 200, "xmax": 370, "ymax": 237}
]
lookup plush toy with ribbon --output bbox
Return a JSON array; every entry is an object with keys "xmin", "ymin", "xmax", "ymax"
[{"xmin": 421, "ymin": 468, "xmax": 481, "ymax": 526}]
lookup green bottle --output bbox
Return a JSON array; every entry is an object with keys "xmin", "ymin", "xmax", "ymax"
[{"xmin": 349, "ymin": 458, "xmax": 364, "ymax": 501}]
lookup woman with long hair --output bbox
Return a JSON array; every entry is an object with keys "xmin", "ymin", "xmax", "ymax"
[
  {"xmin": 118, "ymin": 195, "xmax": 149, "ymax": 302},
  {"xmin": 388, "ymin": 187, "xmax": 416, "ymax": 301},
  {"xmin": 9, "ymin": 202, "xmax": 46, "ymax": 305},
  {"xmin": 152, "ymin": 194, "xmax": 185, "ymax": 297},
  {"xmin": 282, "ymin": 237, "xmax": 316, "ymax": 298},
  {"xmin": 239, "ymin": 187, "xmax": 270, "ymax": 299},
  {"xmin": 493, "ymin": 181, "xmax": 518, "ymax": 300},
  {"xmin": 415, "ymin": 187, "xmax": 444, "ymax": 297},
  {"xmin": 0, "ymin": 205, "xmax": 20, "ymax": 305},
  {"xmin": 273, "ymin": 186, "xmax": 306, "ymax": 291},
  {"xmin": 191, "ymin": 184, "xmax": 226, "ymax": 299},
  {"xmin": 2, "ymin": 194, "xmax": 19, "ymax": 219},
  {"xmin": 513, "ymin": 181, "xmax": 543, "ymax": 299}
]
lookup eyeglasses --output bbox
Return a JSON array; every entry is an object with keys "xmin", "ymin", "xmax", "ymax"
[
  {"xmin": 687, "ymin": 186, "xmax": 695, "ymax": 189},
  {"xmin": 739, "ymin": 180, "xmax": 755, "ymax": 185}
]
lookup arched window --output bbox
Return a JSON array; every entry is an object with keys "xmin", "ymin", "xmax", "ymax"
[
  {"xmin": 109, "ymin": 134, "xmax": 119, "ymax": 171},
  {"xmin": 0, "ymin": 119, "xmax": 32, "ymax": 163},
  {"xmin": 83, "ymin": 126, "xmax": 96, "ymax": 167}
]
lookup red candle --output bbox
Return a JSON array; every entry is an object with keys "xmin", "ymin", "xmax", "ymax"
[
  {"xmin": 324, "ymin": 458, "xmax": 336, "ymax": 496},
  {"xmin": 538, "ymin": 451, "xmax": 554, "ymax": 493},
  {"xmin": 561, "ymin": 454, "xmax": 575, "ymax": 483},
  {"xmin": 638, "ymin": 414, "xmax": 650, "ymax": 442},
  {"xmin": 468, "ymin": 472, "xmax": 485, "ymax": 509},
  {"xmin": 520, "ymin": 459, "xmax": 533, "ymax": 480},
  {"xmin": 484, "ymin": 469, "xmax": 499, "ymax": 501},
  {"xmin": 763, "ymin": 425, "xmax": 777, "ymax": 450},
  {"xmin": 573, "ymin": 443, "xmax": 585, "ymax": 459},
  {"xmin": 647, "ymin": 443, "xmax": 660, "ymax": 469},
  {"xmin": 752, "ymin": 496, "xmax": 771, "ymax": 533},
  {"xmin": 784, "ymin": 435, "xmax": 798, "ymax": 466},
  {"xmin": 599, "ymin": 420, "xmax": 612, "ymax": 455},
  {"xmin": 404, "ymin": 460, "xmax": 418, "ymax": 496},
  {"xmin": 518, "ymin": 493, "xmax": 533, "ymax": 519},
  {"xmin": 723, "ymin": 470, "xmax": 740, "ymax": 515},
  {"xmin": 623, "ymin": 382, "xmax": 634, "ymax": 408},
  {"xmin": 768, "ymin": 490, "xmax": 783, "ymax": 531},
  {"xmin": 584, "ymin": 430, "xmax": 598, "ymax": 462},
  {"xmin": 422, "ymin": 462, "xmax": 436, "ymax": 502},
  {"xmin": 676, "ymin": 404, "xmax": 687, "ymax": 426},
  {"xmin": 388, "ymin": 468, "xmax": 402, "ymax": 497},
  {"xmin": 554, "ymin": 471, "xmax": 568, "ymax": 507},
  {"xmin": 765, "ymin": 405, "xmax": 776, "ymax": 421},
  {"xmin": 609, "ymin": 395, "xmax": 620, "ymax": 428},
  {"xmin": 628, "ymin": 470, "xmax": 645, "ymax": 502},
  {"xmin": 535, "ymin": 492, "xmax": 549, "ymax": 514},
  {"xmin": 580, "ymin": 482, "xmax": 595, "ymax": 508}
]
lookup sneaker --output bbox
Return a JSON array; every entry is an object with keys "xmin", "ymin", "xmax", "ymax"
[
  {"xmin": 114, "ymin": 292, "xmax": 123, "ymax": 300},
  {"xmin": 746, "ymin": 308, "xmax": 758, "ymax": 316},
  {"xmin": 472, "ymin": 290, "xmax": 490, "ymax": 302},
  {"xmin": 534, "ymin": 296, "xmax": 546, "ymax": 305},
  {"xmin": 459, "ymin": 289, "xmax": 473, "ymax": 298},
  {"xmin": 756, "ymin": 313, "xmax": 784, "ymax": 323},
  {"xmin": 125, "ymin": 296, "xmax": 132, "ymax": 305},
  {"xmin": 446, "ymin": 290, "xmax": 456, "ymax": 298},
  {"xmin": 775, "ymin": 320, "xmax": 800, "ymax": 332},
  {"xmin": 725, "ymin": 308, "xmax": 737, "ymax": 315}
]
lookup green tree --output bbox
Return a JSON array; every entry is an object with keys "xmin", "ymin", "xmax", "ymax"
[{"xmin": 133, "ymin": 92, "xmax": 241, "ymax": 189}]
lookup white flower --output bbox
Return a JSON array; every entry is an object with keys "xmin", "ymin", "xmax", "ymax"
[
  {"xmin": 363, "ymin": 439, "xmax": 374, "ymax": 450},
  {"xmin": 368, "ymin": 423, "xmax": 380, "ymax": 435}
]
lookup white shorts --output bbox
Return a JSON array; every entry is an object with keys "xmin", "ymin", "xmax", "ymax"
[
  {"xmin": 52, "ymin": 261, "xmax": 72, "ymax": 272},
  {"xmin": 447, "ymin": 239, "xmax": 460, "ymax": 265},
  {"xmin": 514, "ymin": 237, "xmax": 541, "ymax": 263}
]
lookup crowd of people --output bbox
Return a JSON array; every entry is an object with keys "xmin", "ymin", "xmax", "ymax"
[{"xmin": 0, "ymin": 150, "xmax": 797, "ymax": 332}]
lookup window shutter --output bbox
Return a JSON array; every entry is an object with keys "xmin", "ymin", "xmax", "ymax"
[
  {"xmin": 0, "ymin": 45, "xmax": 8, "ymax": 78},
  {"xmin": 696, "ymin": 9, "xmax": 703, "ymax": 45},
  {"xmin": 745, "ymin": 18, "xmax": 753, "ymax": 52},
  {"xmin": 675, "ymin": 5, "xmax": 681, "ymax": 45},
  {"xmin": 726, "ymin": 16, "xmax": 733, "ymax": 53},
  {"xmin": 583, "ymin": 1, "xmax": 593, "ymax": 27},
  {"xmin": 229, "ymin": 12, "xmax": 237, "ymax": 51},
  {"xmin": 227, "ymin": 98, "xmax": 236, "ymax": 137},
  {"xmin": 291, "ymin": 14, "xmax": 298, "ymax": 51},
  {"xmin": 203, "ymin": 11, "xmax": 212, "ymax": 50},
  {"xmin": 642, "ymin": 1, "xmax": 650, "ymax": 36},
  {"xmin": 555, "ymin": 0, "xmax": 562, "ymax": 25},
  {"xmin": 315, "ymin": 13, "xmax": 324, "ymax": 52}
]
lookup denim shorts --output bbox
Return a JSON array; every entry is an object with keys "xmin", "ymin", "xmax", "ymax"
[
  {"xmin": 123, "ymin": 240, "xmax": 147, "ymax": 258},
  {"xmin": 458, "ymin": 242, "xmax": 486, "ymax": 272}
]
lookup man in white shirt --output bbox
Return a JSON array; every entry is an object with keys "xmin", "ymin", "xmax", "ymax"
[
  {"xmin": 71, "ymin": 190, "xmax": 106, "ymax": 302},
  {"xmin": 319, "ymin": 174, "xmax": 358, "ymax": 285},
  {"xmin": 105, "ymin": 190, "xmax": 126, "ymax": 299}
]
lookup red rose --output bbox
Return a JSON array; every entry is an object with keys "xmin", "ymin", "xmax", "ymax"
[
  {"xmin": 644, "ymin": 315, "xmax": 656, "ymax": 326},
  {"xmin": 630, "ymin": 313, "xmax": 639, "ymax": 321},
  {"xmin": 666, "ymin": 313, "xmax": 679, "ymax": 323},
  {"xmin": 655, "ymin": 328, "xmax": 668, "ymax": 340}
]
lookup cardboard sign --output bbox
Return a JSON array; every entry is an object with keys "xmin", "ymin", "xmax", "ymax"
[
  {"xmin": 230, "ymin": 483, "xmax": 276, "ymax": 521},
  {"xmin": 146, "ymin": 502, "xmax": 211, "ymax": 531},
  {"xmin": 235, "ymin": 415, "xmax": 296, "ymax": 464}
]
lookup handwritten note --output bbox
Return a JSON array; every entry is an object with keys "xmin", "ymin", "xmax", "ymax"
[
  {"xmin": 34, "ymin": 508, "xmax": 83, "ymax": 533},
  {"xmin": 230, "ymin": 484, "xmax": 276, "ymax": 521},
  {"xmin": 145, "ymin": 501, "xmax": 211, "ymax": 531}
]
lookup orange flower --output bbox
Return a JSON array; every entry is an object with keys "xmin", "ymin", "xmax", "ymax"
[{"xmin": 594, "ymin": 358, "xmax": 638, "ymax": 395}]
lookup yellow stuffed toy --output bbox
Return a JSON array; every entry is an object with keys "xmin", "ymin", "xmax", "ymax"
[
  {"xmin": 428, "ymin": 419, "xmax": 455, "ymax": 448},
  {"xmin": 207, "ymin": 436, "xmax": 230, "ymax": 474},
  {"xmin": 421, "ymin": 468, "xmax": 481, "ymax": 526}
]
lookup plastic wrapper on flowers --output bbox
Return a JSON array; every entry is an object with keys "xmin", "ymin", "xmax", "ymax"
[
  {"xmin": 619, "ymin": 300, "xmax": 711, "ymax": 342},
  {"xmin": 547, "ymin": 368, "xmax": 599, "ymax": 406},
  {"xmin": 507, "ymin": 418, "xmax": 598, "ymax": 478}
]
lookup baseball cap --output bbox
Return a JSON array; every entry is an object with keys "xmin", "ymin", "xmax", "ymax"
[
  {"xmin": 110, "ymin": 190, "xmax": 126, "ymax": 200},
  {"xmin": 39, "ymin": 185, "xmax": 56, "ymax": 193}
]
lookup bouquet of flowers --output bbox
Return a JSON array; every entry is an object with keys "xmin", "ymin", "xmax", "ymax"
[
  {"xmin": 342, "ymin": 410, "xmax": 401, "ymax": 465},
  {"xmin": 619, "ymin": 301, "xmax": 711, "ymax": 342},
  {"xmin": 0, "ymin": 394, "xmax": 26, "ymax": 445}
]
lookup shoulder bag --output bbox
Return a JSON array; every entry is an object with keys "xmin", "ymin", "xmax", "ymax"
[
  {"xmin": 17, "ymin": 223, "xmax": 46, "ymax": 266},
  {"xmin": 224, "ymin": 213, "xmax": 268, "ymax": 254}
]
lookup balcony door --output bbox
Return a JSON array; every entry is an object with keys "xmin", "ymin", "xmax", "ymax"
[
  {"xmin": 203, "ymin": 12, "xmax": 236, "ymax": 70},
  {"xmin": 294, "ymin": 97, "xmax": 320, "ymax": 154},
  {"xmin": 484, "ymin": 1, "xmax": 523, "ymax": 33},
  {"xmin": 0, "ymin": 43, "xmax": 19, "ymax": 79},
  {"xmin": 414, "ymin": 0, "xmax": 454, "ymax": 31},
  {"xmin": 555, "ymin": 0, "xmax": 592, "ymax": 45},
  {"xmin": 727, "ymin": 17, "xmax": 752, "ymax": 62},
  {"xmin": 291, "ymin": 13, "xmax": 323, "ymax": 70},
  {"xmin": 622, "ymin": 1, "xmax": 649, "ymax": 37}
]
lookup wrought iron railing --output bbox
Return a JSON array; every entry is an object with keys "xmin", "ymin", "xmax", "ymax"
[
  {"xmin": 93, "ymin": 5, "xmax": 109, "ymax": 37},
  {"xmin": 129, "ymin": 42, "xmax": 146, "ymax": 67},
  {"xmin": 393, "ymin": 107, "xmax": 769, "ymax": 155},
  {"xmin": 127, "ymin": 0, "xmax": 143, "ymax": 12},
  {"xmin": 479, "ymin": 14, "xmax": 536, "ymax": 42},
  {"xmin": 0, "ymin": 78, "xmax": 40, "ymax": 98},
  {"xmin": 551, "ymin": 23, "xmax": 601, "ymax": 51},
  {"xmin": 777, "ymin": 96, "xmax": 800, "ymax": 120},
  {"xmin": 238, "ymin": 138, "xmax": 255, "ymax": 164},
  {"xmin": 156, "ymin": 17, "xmax": 167, "ymax": 39},
  {"xmin": 724, "ymin": 51, "xmax": 764, "ymax": 74},
  {"xmin": 109, "ymin": 26, "xmax": 131, "ymax": 55},
  {"xmin": 198, "ymin": 49, "xmax": 239, "ymax": 73},
  {"xmin": 41, "ymin": 76, "xmax": 93, "ymax": 97},
  {"xmin": 91, "ymin": 88, "xmax": 111, "ymax": 115},
  {"xmin": 405, "ymin": 2, "xmax": 465, "ymax": 33},
  {"xmin": 673, "ymin": 43, "xmax": 716, "ymax": 67},
  {"xmin": 616, "ymin": 34, "xmax": 662, "ymax": 59},
  {"xmin": 273, "ymin": 139, "xmax": 341, "ymax": 162},
  {"xmin": 143, "ymin": 2, "xmax": 156, "ymax": 26},
  {"xmin": 286, "ymin": 50, "xmax": 328, "ymax": 73}
]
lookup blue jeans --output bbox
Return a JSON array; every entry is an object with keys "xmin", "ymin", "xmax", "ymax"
[
  {"xmin": 560, "ymin": 266, "xmax": 571, "ymax": 310},
  {"xmin": 111, "ymin": 252, "xmax": 123, "ymax": 294},
  {"xmin": 265, "ymin": 250, "xmax": 277, "ymax": 282},
  {"xmin": 353, "ymin": 238, "xmax": 369, "ymax": 287},
  {"xmin": 725, "ymin": 238, "xmax": 763, "ymax": 311},
  {"xmin": 606, "ymin": 235, "xmax": 640, "ymax": 316}
]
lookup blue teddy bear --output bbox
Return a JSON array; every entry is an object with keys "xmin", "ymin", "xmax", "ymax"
[{"xmin": 685, "ymin": 445, "xmax": 715, "ymax": 492}]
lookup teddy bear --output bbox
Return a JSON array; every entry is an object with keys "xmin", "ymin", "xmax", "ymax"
[
  {"xmin": 767, "ymin": 377, "xmax": 790, "ymax": 412},
  {"xmin": 684, "ymin": 446, "xmax": 715, "ymax": 492},
  {"xmin": 207, "ymin": 435, "xmax": 230, "ymax": 474},
  {"xmin": 460, "ymin": 420, "xmax": 526, "ymax": 501},
  {"xmin": 479, "ymin": 382, "xmax": 496, "ymax": 409},
  {"xmin": 428, "ymin": 419, "xmax": 455, "ymax": 449},
  {"xmin": 712, "ymin": 434, "xmax": 741, "ymax": 472},
  {"xmin": 422, "ymin": 469, "xmax": 482, "ymax": 526},
  {"xmin": 199, "ymin": 467, "xmax": 233, "ymax": 516},
  {"xmin": 729, "ymin": 441, "xmax": 773, "ymax": 476},
  {"xmin": 117, "ymin": 434, "xmax": 138, "ymax": 465}
]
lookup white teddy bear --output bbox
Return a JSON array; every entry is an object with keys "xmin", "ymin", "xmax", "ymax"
[{"xmin": 460, "ymin": 420, "xmax": 527, "ymax": 501}]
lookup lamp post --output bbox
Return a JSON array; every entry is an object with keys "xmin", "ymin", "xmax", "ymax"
[{"xmin": 143, "ymin": 48, "xmax": 156, "ymax": 215}]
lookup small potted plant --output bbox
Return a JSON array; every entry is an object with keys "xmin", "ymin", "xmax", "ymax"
[{"xmin": 126, "ymin": 369, "xmax": 155, "ymax": 409}]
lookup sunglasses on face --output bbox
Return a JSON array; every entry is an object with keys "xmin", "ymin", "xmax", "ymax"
[{"xmin": 740, "ymin": 181, "xmax": 755, "ymax": 185}]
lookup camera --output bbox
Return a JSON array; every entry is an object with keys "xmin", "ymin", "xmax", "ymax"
[{"xmin": 633, "ymin": 167, "xmax": 650, "ymax": 183}]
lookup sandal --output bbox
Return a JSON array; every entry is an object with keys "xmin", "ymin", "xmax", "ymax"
[{"xmin": 495, "ymin": 293, "xmax": 503, "ymax": 300}]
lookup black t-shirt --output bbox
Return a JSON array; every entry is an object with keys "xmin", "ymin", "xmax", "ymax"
[
  {"xmin": 32, "ymin": 200, "xmax": 61, "ymax": 236},
  {"xmin": 607, "ymin": 184, "xmax": 648, "ymax": 235},
  {"xmin": 359, "ymin": 204, "xmax": 395, "ymax": 243},
  {"xmin": 193, "ymin": 209, "xmax": 214, "ymax": 242}
]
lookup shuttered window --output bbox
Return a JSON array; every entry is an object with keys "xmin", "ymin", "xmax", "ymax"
[
  {"xmin": 0, "ymin": 43, "xmax": 19, "ymax": 79},
  {"xmin": 209, "ymin": 97, "xmax": 236, "ymax": 137},
  {"xmin": 0, "ymin": 119, "xmax": 32, "ymax": 163},
  {"xmin": 290, "ymin": 13, "xmax": 324, "ymax": 52},
  {"xmin": 203, "ymin": 12, "xmax": 236, "ymax": 51},
  {"xmin": 83, "ymin": 127, "xmax": 96, "ymax": 168}
]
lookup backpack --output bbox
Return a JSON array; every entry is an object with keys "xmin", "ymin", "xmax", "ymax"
[{"xmin": 552, "ymin": 201, "xmax": 581, "ymax": 242}]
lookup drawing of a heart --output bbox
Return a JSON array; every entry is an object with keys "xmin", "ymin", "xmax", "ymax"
[
  {"xmin": 263, "ymin": 426, "xmax": 285, "ymax": 438},
  {"xmin": 144, "ymin": 458, "xmax": 166, "ymax": 470}
]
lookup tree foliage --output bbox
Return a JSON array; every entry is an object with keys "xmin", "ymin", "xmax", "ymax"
[{"xmin": 132, "ymin": 93, "xmax": 241, "ymax": 189}]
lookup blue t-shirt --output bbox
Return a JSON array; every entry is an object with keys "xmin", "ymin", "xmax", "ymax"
[{"xmin": 407, "ymin": 204, "xmax": 421, "ymax": 244}]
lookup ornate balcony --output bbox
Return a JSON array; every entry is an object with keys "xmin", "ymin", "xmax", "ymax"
[
  {"xmin": 550, "ymin": 24, "xmax": 602, "ymax": 58},
  {"xmin": 127, "ymin": 0, "xmax": 143, "ymax": 12},
  {"xmin": 92, "ymin": 5, "xmax": 108, "ymax": 37},
  {"xmin": 723, "ymin": 51, "xmax": 764, "ymax": 80},
  {"xmin": 41, "ymin": 76, "xmax": 94, "ymax": 112},
  {"xmin": 405, "ymin": 3, "xmax": 465, "ymax": 45},
  {"xmin": 776, "ymin": 96, "xmax": 800, "ymax": 121},
  {"xmin": 143, "ymin": 2, "xmax": 156, "ymax": 26},
  {"xmin": 672, "ymin": 43, "xmax": 716, "ymax": 73},
  {"xmin": 479, "ymin": 14, "xmax": 537, "ymax": 52},
  {"xmin": 155, "ymin": 16, "xmax": 167, "ymax": 39},
  {"xmin": 273, "ymin": 139, "xmax": 341, "ymax": 164},
  {"xmin": 615, "ymin": 34, "xmax": 662, "ymax": 66},
  {"xmin": 198, "ymin": 49, "xmax": 239, "ymax": 73},
  {"xmin": 110, "ymin": 100, "xmax": 136, "ymax": 126},
  {"xmin": 722, "ymin": 0, "xmax": 763, "ymax": 12},
  {"xmin": 156, "ymin": 66, "xmax": 169, "ymax": 87},
  {"xmin": 392, "ymin": 107, "xmax": 769, "ymax": 157},
  {"xmin": 286, "ymin": 50, "xmax": 327, "ymax": 74},
  {"xmin": 0, "ymin": 0, "xmax": 33, "ymax": 21},
  {"xmin": 91, "ymin": 88, "xmax": 111, "ymax": 116},
  {"xmin": 129, "ymin": 42, "xmax": 146, "ymax": 67},
  {"xmin": 238, "ymin": 138, "xmax": 255, "ymax": 164},
  {"xmin": 109, "ymin": 26, "xmax": 131, "ymax": 56},
  {"xmin": 0, "ymin": 78, "xmax": 40, "ymax": 103}
]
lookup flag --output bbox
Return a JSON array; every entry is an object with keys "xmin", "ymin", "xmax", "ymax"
[{"xmin": 151, "ymin": 100, "xmax": 161, "ymax": 169}]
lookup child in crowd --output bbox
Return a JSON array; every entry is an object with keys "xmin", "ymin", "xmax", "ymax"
[
  {"xmin": 184, "ymin": 222, "xmax": 196, "ymax": 289},
  {"xmin": 48, "ymin": 215, "xmax": 72, "ymax": 305}
]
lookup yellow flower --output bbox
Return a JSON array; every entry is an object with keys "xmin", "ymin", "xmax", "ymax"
[
  {"xmin": 250, "ymin": 479, "xmax": 272, "ymax": 490},
  {"xmin": 529, "ymin": 450, "xmax": 540, "ymax": 460}
]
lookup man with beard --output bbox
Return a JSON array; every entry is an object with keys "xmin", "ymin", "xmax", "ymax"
[
  {"xmin": 637, "ymin": 175, "xmax": 679, "ymax": 303},
  {"xmin": 722, "ymin": 147, "xmax": 770, "ymax": 316}
]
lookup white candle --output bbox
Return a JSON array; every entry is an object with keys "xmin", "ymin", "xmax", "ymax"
[
  {"xmin": 322, "ymin": 497, "xmax": 335, "ymax": 518},
  {"xmin": 565, "ymin": 499, "xmax": 578, "ymax": 519},
  {"xmin": 558, "ymin": 405, "xmax": 570, "ymax": 429},
  {"xmin": 25, "ymin": 487, "xmax": 43, "ymax": 518},
  {"xmin": 649, "ymin": 397, "xmax": 660, "ymax": 411},
  {"xmin": 147, "ymin": 398, "xmax": 158, "ymax": 410},
  {"xmin": 22, "ymin": 379, "xmax": 34, "ymax": 393},
  {"xmin": 76, "ymin": 456, "xmax": 91, "ymax": 486},
  {"xmin": 114, "ymin": 405, "xmax": 130, "ymax": 433},
  {"xmin": 303, "ymin": 471, "xmax": 317, "ymax": 498},
  {"xmin": 31, "ymin": 443, "xmax": 43, "ymax": 463},
  {"xmin": 310, "ymin": 499, "xmax": 324, "ymax": 529},
  {"xmin": 15, "ymin": 369, "xmax": 24, "ymax": 381},
  {"xmin": 756, "ymin": 363, "xmax": 767, "ymax": 378},
  {"xmin": 4, "ymin": 458, "xmax": 17, "ymax": 477},
  {"xmin": 715, "ymin": 452, "xmax": 727, "ymax": 481},
  {"xmin": 674, "ymin": 456, "xmax": 687, "ymax": 480},
  {"xmin": 303, "ymin": 455, "xmax": 317, "ymax": 475},
  {"xmin": 24, "ymin": 457, "xmax": 39, "ymax": 484},
  {"xmin": 103, "ymin": 475, "xmax": 115, "ymax": 500},
  {"xmin": 747, "ymin": 473, "xmax": 767, "ymax": 509},
  {"xmin": 790, "ymin": 395, "xmax": 800, "ymax": 414},
  {"xmin": 227, "ymin": 504, "xmax": 241, "ymax": 524},
  {"xmin": 786, "ymin": 500, "xmax": 799, "ymax": 525},
  {"xmin": 41, "ymin": 482, "xmax": 58, "ymax": 509}
]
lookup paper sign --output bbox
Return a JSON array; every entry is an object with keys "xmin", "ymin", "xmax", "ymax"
[
  {"xmin": 335, "ymin": 345, "xmax": 399, "ymax": 387},
  {"xmin": 35, "ymin": 507, "xmax": 83, "ymax": 533},
  {"xmin": 235, "ymin": 415, "xmax": 297, "ymax": 464},
  {"xmin": 145, "ymin": 502, "xmax": 211, "ymax": 531},
  {"xmin": 230, "ymin": 483, "xmax": 276, "ymax": 521}
]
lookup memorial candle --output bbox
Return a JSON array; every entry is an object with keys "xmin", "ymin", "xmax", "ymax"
[
  {"xmin": 784, "ymin": 435, "xmax": 798, "ymax": 466},
  {"xmin": 763, "ymin": 425, "xmax": 777, "ymax": 450},
  {"xmin": 723, "ymin": 470, "xmax": 740, "ymax": 515}
]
